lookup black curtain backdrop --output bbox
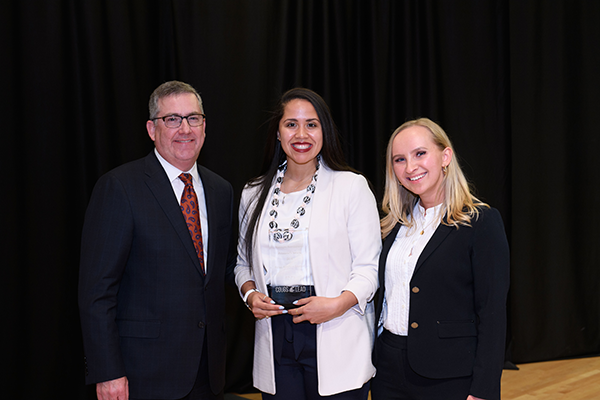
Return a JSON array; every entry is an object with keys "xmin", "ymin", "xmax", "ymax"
[{"xmin": 2, "ymin": 1, "xmax": 599, "ymax": 398}]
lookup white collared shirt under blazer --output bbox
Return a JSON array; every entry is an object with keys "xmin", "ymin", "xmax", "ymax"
[
  {"xmin": 382, "ymin": 202, "xmax": 443, "ymax": 336},
  {"xmin": 235, "ymin": 164, "xmax": 381, "ymax": 396}
]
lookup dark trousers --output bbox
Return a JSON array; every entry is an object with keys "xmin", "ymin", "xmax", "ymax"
[
  {"xmin": 180, "ymin": 336, "xmax": 224, "ymax": 400},
  {"xmin": 371, "ymin": 330, "xmax": 472, "ymax": 400},
  {"xmin": 262, "ymin": 314, "xmax": 370, "ymax": 400}
]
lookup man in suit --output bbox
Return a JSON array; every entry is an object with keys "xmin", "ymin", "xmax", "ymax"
[{"xmin": 79, "ymin": 80, "xmax": 234, "ymax": 400}]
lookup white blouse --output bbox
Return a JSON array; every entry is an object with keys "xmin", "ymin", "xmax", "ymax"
[
  {"xmin": 260, "ymin": 189, "xmax": 314, "ymax": 286},
  {"xmin": 381, "ymin": 202, "xmax": 444, "ymax": 336}
]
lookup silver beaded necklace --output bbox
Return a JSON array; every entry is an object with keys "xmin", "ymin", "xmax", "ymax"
[{"xmin": 268, "ymin": 157, "xmax": 320, "ymax": 243}]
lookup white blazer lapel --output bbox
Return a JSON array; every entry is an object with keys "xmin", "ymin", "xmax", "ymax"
[
  {"xmin": 252, "ymin": 190, "xmax": 271, "ymax": 291},
  {"xmin": 307, "ymin": 165, "xmax": 334, "ymax": 294}
]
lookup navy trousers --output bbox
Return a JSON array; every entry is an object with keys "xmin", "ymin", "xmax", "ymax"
[{"xmin": 262, "ymin": 314, "xmax": 370, "ymax": 400}]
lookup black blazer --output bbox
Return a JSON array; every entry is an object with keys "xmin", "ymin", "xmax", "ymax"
[
  {"xmin": 374, "ymin": 207, "xmax": 509, "ymax": 400},
  {"xmin": 79, "ymin": 152, "xmax": 234, "ymax": 399}
]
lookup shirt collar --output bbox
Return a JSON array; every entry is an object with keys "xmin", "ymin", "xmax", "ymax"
[
  {"xmin": 154, "ymin": 148, "xmax": 200, "ymax": 185},
  {"xmin": 415, "ymin": 201, "xmax": 444, "ymax": 221}
]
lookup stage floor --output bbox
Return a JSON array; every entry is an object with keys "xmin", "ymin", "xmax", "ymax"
[{"xmin": 228, "ymin": 356, "xmax": 600, "ymax": 400}]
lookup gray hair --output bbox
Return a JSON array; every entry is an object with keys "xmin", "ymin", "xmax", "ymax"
[{"xmin": 148, "ymin": 80, "xmax": 204, "ymax": 119}]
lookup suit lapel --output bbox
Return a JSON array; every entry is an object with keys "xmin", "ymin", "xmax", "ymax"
[
  {"xmin": 414, "ymin": 221, "xmax": 454, "ymax": 274},
  {"xmin": 308, "ymin": 165, "xmax": 333, "ymax": 293},
  {"xmin": 376, "ymin": 219, "xmax": 454, "ymax": 321},
  {"xmin": 197, "ymin": 165, "xmax": 215, "ymax": 283},
  {"xmin": 380, "ymin": 219, "xmax": 454, "ymax": 279},
  {"xmin": 378, "ymin": 223, "xmax": 401, "ymax": 311},
  {"xmin": 144, "ymin": 153, "xmax": 205, "ymax": 278},
  {"xmin": 380, "ymin": 224, "xmax": 401, "ymax": 290}
]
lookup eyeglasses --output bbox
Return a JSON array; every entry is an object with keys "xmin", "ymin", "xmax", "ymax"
[{"xmin": 152, "ymin": 113, "xmax": 205, "ymax": 128}]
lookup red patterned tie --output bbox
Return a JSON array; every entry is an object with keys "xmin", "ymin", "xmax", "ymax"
[{"xmin": 179, "ymin": 173, "xmax": 205, "ymax": 274}]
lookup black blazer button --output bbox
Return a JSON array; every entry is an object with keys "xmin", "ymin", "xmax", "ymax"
[
  {"xmin": 411, "ymin": 322, "xmax": 419, "ymax": 329},
  {"xmin": 198, "ymin": 321, "xmax": 206, "ymax": 328},
  {"xmin": 411, "ymin": 286, "xmax": 420, "ymax": 293}
]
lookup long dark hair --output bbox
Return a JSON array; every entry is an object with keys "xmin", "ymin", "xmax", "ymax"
[{"xmin": 243, "ymin": 88, "xmax": 354, "ymax": 269}]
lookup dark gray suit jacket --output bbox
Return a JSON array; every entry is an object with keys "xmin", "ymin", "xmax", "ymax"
[
  {"xmin": 374, "ymin": 207, "xmax": 509, "ymax": 400},
  {"xmin": 79, "ymin": 151, "xmax": 234, "ymax": 399}
]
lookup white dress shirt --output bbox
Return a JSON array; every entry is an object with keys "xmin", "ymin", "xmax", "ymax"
[{"xmin": 154, "ymin": 149, "xmax": 209, "ymax": 269}]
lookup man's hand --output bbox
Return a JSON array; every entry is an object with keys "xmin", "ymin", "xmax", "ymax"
[{"xmin": 96, "ymin": 376, "xmax": 128, "ymax": 400}]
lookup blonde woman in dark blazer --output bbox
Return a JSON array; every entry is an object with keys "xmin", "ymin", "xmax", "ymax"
[{"xmin": 372, "ymin": 118, "xmax": 509, "ymax": 400}]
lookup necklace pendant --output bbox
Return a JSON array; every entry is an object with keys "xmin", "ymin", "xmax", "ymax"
[
  {"xmin": 282, "ymin": 229, "xmax": 293, "ymax": 241},
  {"xmin": 273, "ymin": 229, "xmax": 283, "ymax": 242},
  {"xmin": 272, "ymin": 228, "xmax": 293, "ymax": 242}
]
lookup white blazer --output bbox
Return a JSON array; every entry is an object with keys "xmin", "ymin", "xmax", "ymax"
[{"xmin": 235, "ymin": 165, "xmax": 381, "ymax": 396}]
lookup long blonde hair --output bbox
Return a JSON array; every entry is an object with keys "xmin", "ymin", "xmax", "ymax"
[{"xmin": 381, "ymin": 118, "xmax": 488, "ymax": 238}]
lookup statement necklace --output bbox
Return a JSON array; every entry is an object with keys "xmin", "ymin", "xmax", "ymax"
[{"xmin": 268, "ymin": 157, "xmax": 320, "ymax": 243}]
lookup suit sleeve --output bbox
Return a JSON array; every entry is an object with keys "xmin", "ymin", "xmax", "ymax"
[
  {"xmin": 233, "ymin": 185, "xmax": 257, "ymax": 294},
  {"xmin": 78, "ymin": 173, "xmax": 132, "ymax": 384},
  {"xmin": 469, "ymin": 208, "xmax": 510, "ymax": 400},
  {"xmin": 341, "ymin": 174, "xmax": 382, "ymax": 314}
]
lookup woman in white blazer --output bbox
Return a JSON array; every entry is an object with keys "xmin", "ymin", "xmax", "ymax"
[{"xmin": 234, "ymin": 88, "xmax": 381, "ymax": 399}]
